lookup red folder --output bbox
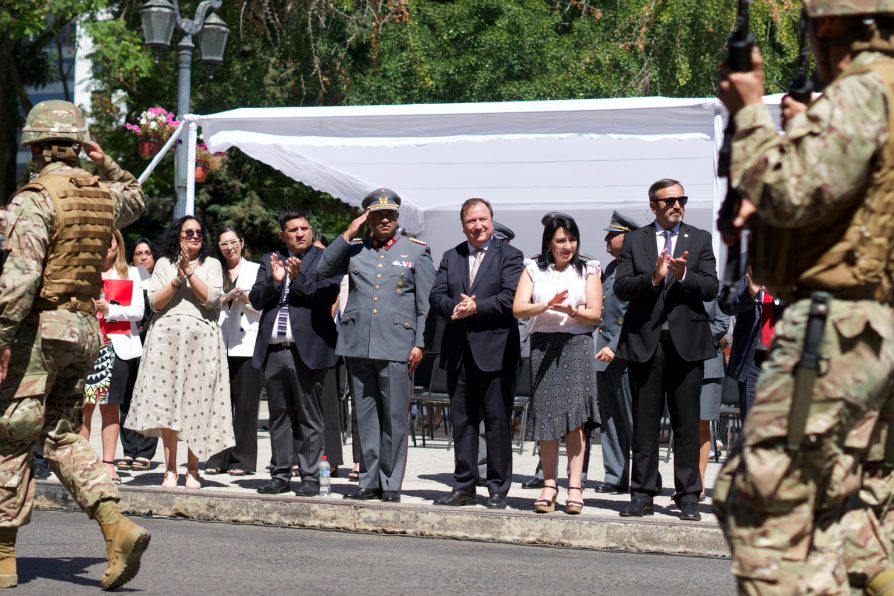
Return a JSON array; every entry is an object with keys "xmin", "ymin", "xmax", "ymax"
[{"xmin": 101, "ymin": 279, "xmax": 133, "ymax": 336}]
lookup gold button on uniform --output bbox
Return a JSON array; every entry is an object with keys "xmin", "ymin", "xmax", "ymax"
[
  {"xmin": 375, "ymin": 285, "xmax": 380, "ymax": 290},
  {"xmin": 376, "ymin": 274, "xmax": 382, "ymax": 279},
  {"xmin": 374, "ymin": 297, "xmax": 379, "ymax": 302},
  {"xmin": 373, "ymin": 308, "xmax": 379, "ymax": 314}
]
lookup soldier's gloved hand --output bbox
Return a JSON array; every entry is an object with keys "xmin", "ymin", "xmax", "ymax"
[
  {"xmin": 343, "ymin": 212, "xmax": 369, "ymax": 242},
  {"xmin": 718, "ymin": 47, "xmax": 765, "ymax": 116},
  {"xmin": 0, "ymin": 348, "xmax": 9, "ymax": 384}
]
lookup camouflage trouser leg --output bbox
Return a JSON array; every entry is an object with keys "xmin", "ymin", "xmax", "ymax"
[
  {"xmin": 0, "ymin": 310, "xmax": 118, "ymax": 528},
  {"xmin": 714, "ymin": 299, "xmax": 894, "ymax": 595},
  {"xmin": 842, "ymin": 461, "xmax": 894, "ymax": 591}
]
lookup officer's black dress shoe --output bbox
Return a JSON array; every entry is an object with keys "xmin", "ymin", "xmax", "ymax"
[
  {"xmin": 294, "ymin": 479, "xmax": 320, "ymax": 497},
  {"xmin": 593, "ymin": 481, "xmax": 624, "ymax": 494},
  {"xmin": 434, "ymin": 492, "xmax": 477, "ymax": 506},
  {"xmin": 343, "ymin": 487, "xmax": 383, "ymax": 500},
  {"xmin": 257, "ymin": 478, "xmax": 290, "ymax": 495},
  {"xmin": 521, "ymin": 477, "xmax": 544, "ymax": 490},
  {"xmin": 619, "ymin": 498, "xmax": 654, "ymax": 517},
  {"xmin": 677, "ymin": 498, "xmax": 702, "ymax": 521},
  {"xmin": 381, "ymin": 491, "xmax": 401, "ymax": 503},
  {"xmin": 485, "ymin": 493, "xmax": 508, "ymax": 510}
]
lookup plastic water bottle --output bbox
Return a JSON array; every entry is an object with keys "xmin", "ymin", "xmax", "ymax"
[{"xmin": 319, "ymin": 455, "xmax": 331, "ymax": 497}]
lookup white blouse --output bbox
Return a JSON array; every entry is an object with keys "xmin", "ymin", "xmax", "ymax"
[
  {"xmin": 526, "ymin": 259, "xmax": 600, "ymax": 335},
  {"xmin": 102, "ymin": 266, "xmax": 145, "ymax": 361},
  {"xmin": 218, "ymin": 258, "xmax": 261, "ymax": 358}
]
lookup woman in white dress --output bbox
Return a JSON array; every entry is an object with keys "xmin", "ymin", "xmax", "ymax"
[
  {"xmin": 513, "ymin": 214, "xmax": 602, "ymax": 515},
  {"xmin": 127, "ymin": 216, "xmax": 234, "ymax": 489},
  {"xmin": 82, "ymin": 230, "xmax": 144, "ymax": 484},
  {"xmin": 205, "ymin": 227, "xmax": 262, "ymax": 476}
]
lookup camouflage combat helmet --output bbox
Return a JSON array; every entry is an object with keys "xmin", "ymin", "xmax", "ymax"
[
  {"xmin": 804, "ymin": 0, "xmax": 894, "ymax": 16},
  {"xmin": 20, "ymin": 100, "xmax": 90, "ymax": 146}
]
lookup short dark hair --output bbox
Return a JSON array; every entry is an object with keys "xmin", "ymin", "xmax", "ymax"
[
  {"xmin": 459, "ymin": 198, "xmax": 493, "ymax": 222},
  {"xmin": 279, "ymin": 209, "xmax": 311, "ymax": 231},
  {"xmin": 648, "ymin": 178, "xmax": 684, "ymax": 202},
  {"xmin": 536, "ymin": 213, "xmax": 586, "ymax": 277}
]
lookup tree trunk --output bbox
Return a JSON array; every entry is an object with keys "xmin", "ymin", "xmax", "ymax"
[{"xmin": 0, "ymin": 40, "xmax": 23, "ymax": 201}]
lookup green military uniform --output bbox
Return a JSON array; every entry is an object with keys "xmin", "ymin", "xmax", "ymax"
[
  {"xmin": 0, "ymin": 100, "xmax": 148, "ymax": 590},
  {"xmin": 714, "ymin": 9, "xmax": 894, "ymax": 594}
]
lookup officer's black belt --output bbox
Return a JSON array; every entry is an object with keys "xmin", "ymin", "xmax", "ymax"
[{"xmin": 268, "ymin": 341, "xmax": 295, "ymax": 351}]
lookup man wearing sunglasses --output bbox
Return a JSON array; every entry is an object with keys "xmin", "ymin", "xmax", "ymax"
[{"xmin": 613, "ymin": 178, "xmax": 719, "ymax": 522}]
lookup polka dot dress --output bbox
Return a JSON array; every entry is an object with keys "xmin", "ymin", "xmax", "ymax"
[{"xmin": 127, "ymin": 313, "xmax": 234, "ymax": 460}]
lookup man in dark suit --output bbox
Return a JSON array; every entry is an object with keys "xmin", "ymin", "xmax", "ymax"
[
  {"xmin": 614, "ymin": 178, "xmax": 718, "ymax": 521},
  {"xmin": 250, "ymin": 209, "xmax": 340, "ymax": 496},
  {"xmin": 429, "ymin": 198, "xmax": 524, "ymax": 509},
  {"xmin": 593, "ymin": 210, "xmax": 640, "ymax": 495}
]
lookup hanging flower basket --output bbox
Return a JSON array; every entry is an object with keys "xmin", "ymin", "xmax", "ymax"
[
  {"xmin": 126, "ymin": 107, "xmax": 180, "ymax": 158},
  {"xmin": 138, "ymin": 138, "xmax": 163, "ymax": 158},
  {"xmin": 195, "ymin": 159, "xmax": 209, "ymax": 183}
]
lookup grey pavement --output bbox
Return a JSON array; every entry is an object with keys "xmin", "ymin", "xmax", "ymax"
[
  {"xmin": 34, "ymin": 401, "xmax": 732, "ymax": 557},
  {"xmin": 16, "ymin": 510, "xmax": 736, "ymax": 595}
]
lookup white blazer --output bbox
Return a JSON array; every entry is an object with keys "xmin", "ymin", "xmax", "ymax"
[
  {"xmin": 104, "ymin": 266, "xmax": 145, "ymax": 361},
  {"xmin": 218, "ymin": 258, "xmax": 261, "ymax": 358}
]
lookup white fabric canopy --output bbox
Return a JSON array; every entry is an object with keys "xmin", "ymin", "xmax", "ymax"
[{"xmin": 195, "ymin": 96, "xmax": 782, "ymax": 265}]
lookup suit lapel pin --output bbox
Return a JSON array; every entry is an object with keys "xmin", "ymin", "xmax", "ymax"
[{"xmin": 684, "ymin": 233, "xmax": 689, "ymax": 238}]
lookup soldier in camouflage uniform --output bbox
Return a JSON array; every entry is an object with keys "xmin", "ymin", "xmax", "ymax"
[
  {"xmin": 717, "ymin": 2, "xmax": 894, "ymax": 594},
  {"xmin": 0, "ymin": 100, "xmax": 149, "ymax": 590}
]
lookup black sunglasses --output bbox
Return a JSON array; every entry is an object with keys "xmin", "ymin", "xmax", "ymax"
[
  {"xmin": 181, "ymin": 229, "xmax": 203, "ymax": 239},
  {"xmin": 652, "ymin": 196, "xmax": 688, "ymax": 207}
]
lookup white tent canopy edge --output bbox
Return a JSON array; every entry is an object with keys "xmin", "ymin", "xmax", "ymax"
[{"xmin": 179, "ymin": 95, "xmax": 783, "ymax": 267}]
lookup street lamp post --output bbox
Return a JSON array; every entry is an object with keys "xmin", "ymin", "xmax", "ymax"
[{"xmin": 139, "ymin": 0, "xmax": 229, "ymax": 219}]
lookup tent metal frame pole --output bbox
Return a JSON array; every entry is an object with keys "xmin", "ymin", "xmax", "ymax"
[{"xmin": 137, "ymin": 123, "xmax": 186, "ymax": 185}]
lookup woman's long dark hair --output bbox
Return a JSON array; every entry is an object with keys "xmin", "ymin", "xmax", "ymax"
[
  {"xmin": 536, "ymin": 214, "xmax": 585, "ymax": 277},
  {"xmin": 160, "ymin": 215, "xmax": 210, "ymax": 264}
]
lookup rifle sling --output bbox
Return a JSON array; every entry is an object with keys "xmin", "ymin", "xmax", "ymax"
[{"xmin": 787, "ymin": 292, "xmax": 831, "ymax": 452}]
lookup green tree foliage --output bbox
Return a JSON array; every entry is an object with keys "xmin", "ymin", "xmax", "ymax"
[
  {"xmin": 0, "ymin": 0, "xmax": 112, "ymax": 201},
  {"xmin": 28, "ymin": 0, "xmax": 804, "ymax": 253}
]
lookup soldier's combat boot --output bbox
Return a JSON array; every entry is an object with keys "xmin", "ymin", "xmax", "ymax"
[
  {"xmin": 868, "ymin": 569, "xmax": 894, "ymax": 596},
  {"xmin": 0, "ymin": 528, "xmax": 17, "ymax": 588},
  {"xmin": 94, "ymin": 502, "xmax": 150, "ymax": 591}
]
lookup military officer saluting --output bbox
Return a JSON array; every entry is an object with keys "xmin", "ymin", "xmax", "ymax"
[
  {"xmin": 0, "ymin": 100, "xmax": 149, "ymax": 590},
  {"xmin": 319, "ymin": 188, "xmax": 434, "ymax": 503}
]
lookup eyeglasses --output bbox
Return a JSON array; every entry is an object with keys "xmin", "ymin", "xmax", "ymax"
[
  {"xmin": 218, "ymin": 240, "xmax": 241, "ymax": 249},
  {"xmin": 181, "ymin": 229, "xmax": 203, "ymax": 239},
  {"xmin": 652, "ymin": 196, "xmax": 688, "ymax": 207},
  {"xmin": 133, "ymin": 250, "xmax": 153, "ymax": 257}
]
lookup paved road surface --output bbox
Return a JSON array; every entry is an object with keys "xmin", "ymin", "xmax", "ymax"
[{"xmin": 14, "ymin": 511, "xmax": 735, "ymax": 594}]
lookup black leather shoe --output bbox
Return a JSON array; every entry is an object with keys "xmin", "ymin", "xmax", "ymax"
[
  {"xmin": 434, "ymin": 492, "xmax": 477, "ymax": 506},
  {"xmin": 485, "ymin": 493, "xmax": 508, "ymax": 510},
  {"xmin": 619, "ymin": 499, "xmax": 654, "ymax": 517},
  {"xmin": 521, "ymin": 477, "xmax": 544, "ymax": 490},
  {"xmin": 679, "ymin": 501, "xmax": 702, "ymax": 521},
  {"xmin": 343, "ymin": 487, "xmax": 382, "ymax": 500},
  {"xmin": 593, "ymin": 481, "xmax": 623, "ymax": 494},
  {"xmin": 381, "ymin": 491, "xmax": 401, "ymax": 503},
  {"xmin": 257, "ymin": 478, "xmax": 290, "ymax": 495},
  {"xmin": 294, "ymin": 479, "xmax": 320, "ymax": 497}
]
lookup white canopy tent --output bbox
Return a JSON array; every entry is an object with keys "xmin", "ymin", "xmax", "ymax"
[{"xmin": 150, "ymin": 96, "xmax": 782, "ymax": 266}]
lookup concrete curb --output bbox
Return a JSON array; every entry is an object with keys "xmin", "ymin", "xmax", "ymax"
[{"xmin": 35, "ymin": 482, "xmax": 730, "ymax": 558}]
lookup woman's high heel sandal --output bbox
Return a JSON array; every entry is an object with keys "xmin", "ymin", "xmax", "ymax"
[
  {"xmin": 185, "ymin": 469, "xmax": 202, "ymax": 490},
  {"xmin": 533, "ymin": 482, "xmax": 559, "ymax": 513},
  {"xmin": 161, "ymin": 471, "xmax": 178, "ymax": 489},
  {"xmin": 566, "ymin": 486, "xmax": 584, "ymax": 515}
]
